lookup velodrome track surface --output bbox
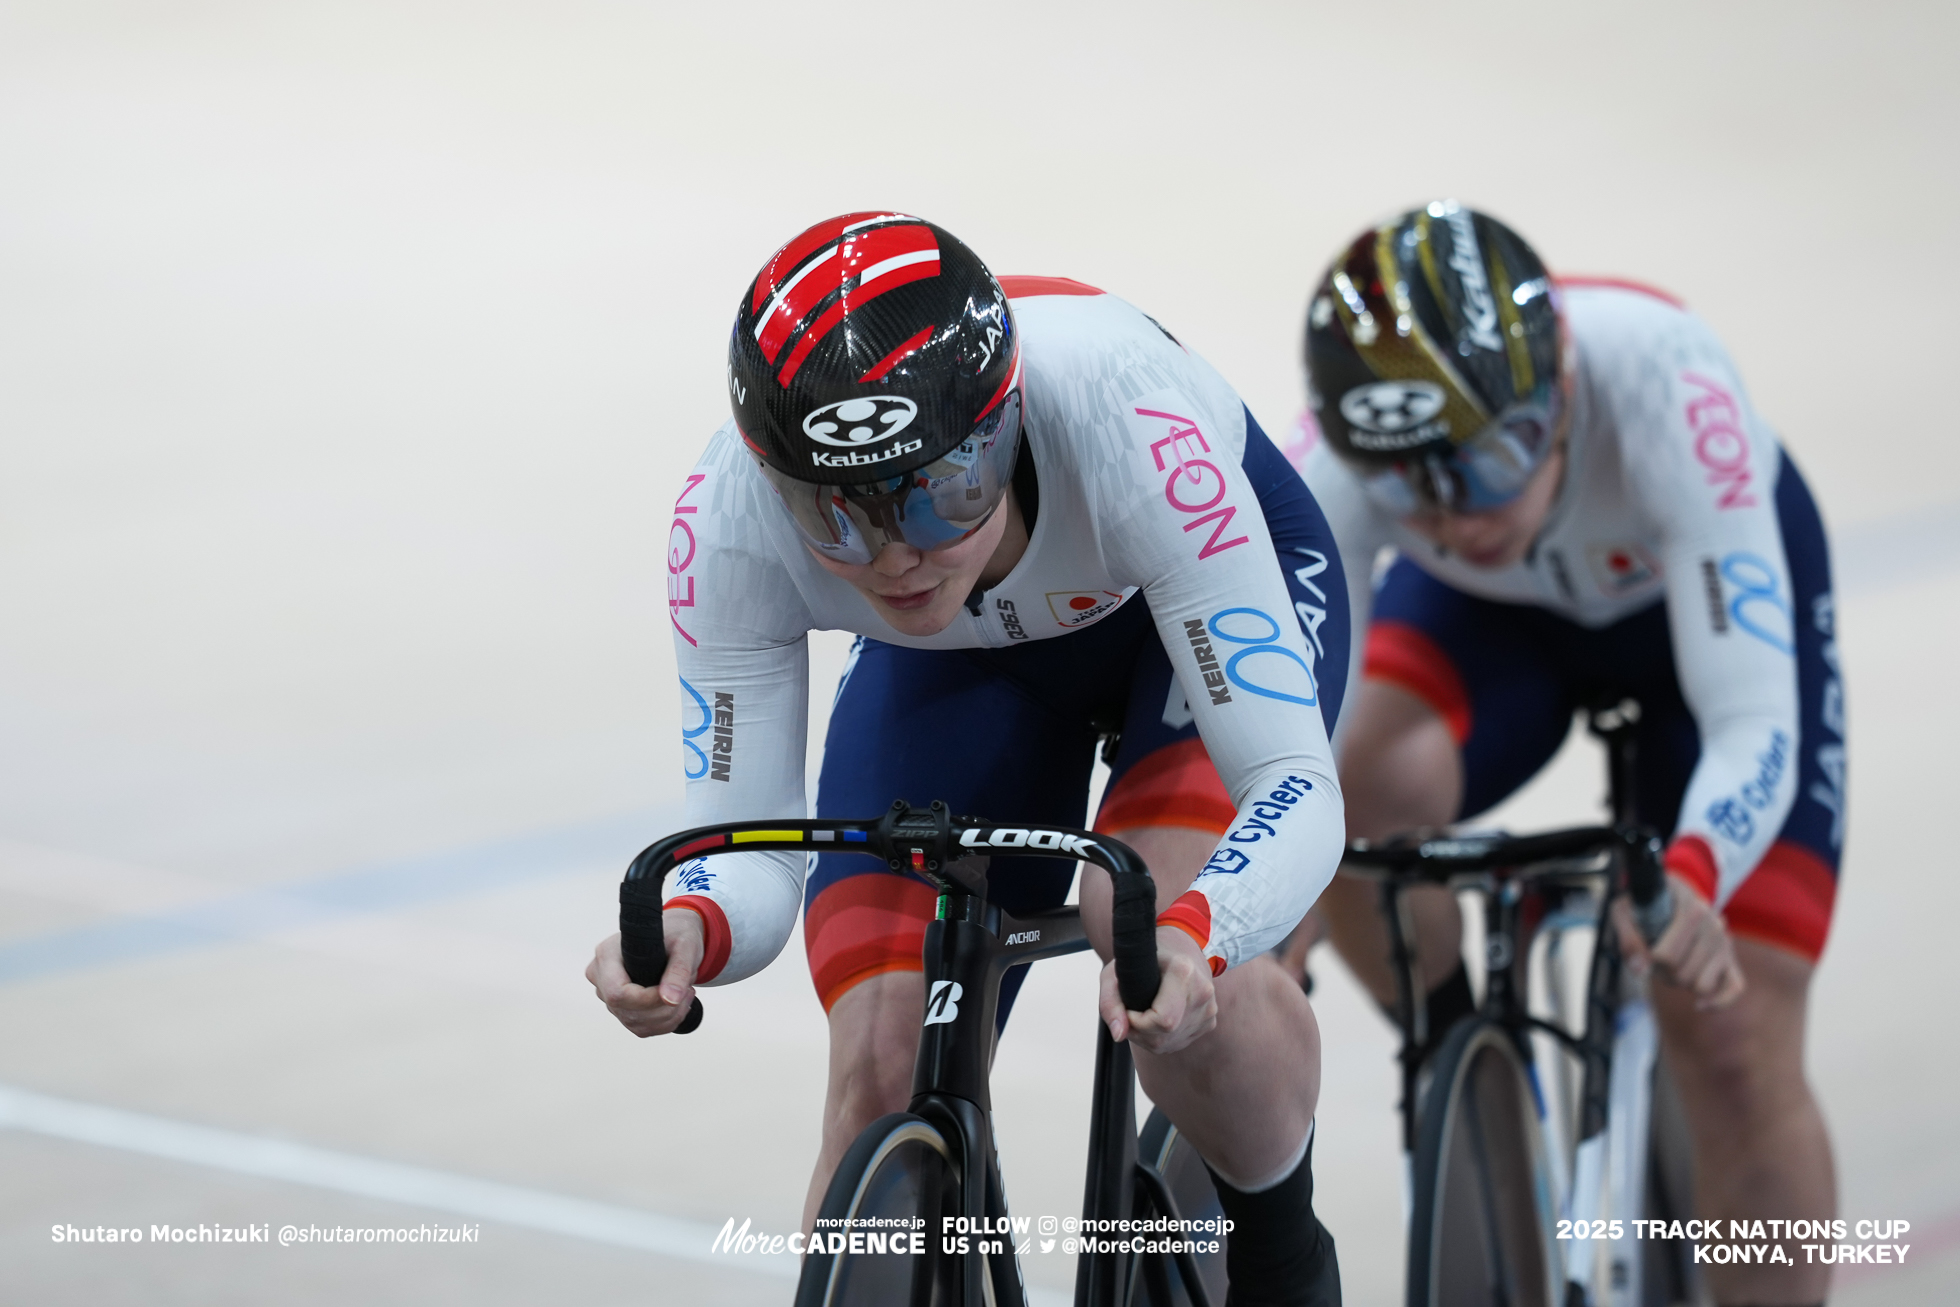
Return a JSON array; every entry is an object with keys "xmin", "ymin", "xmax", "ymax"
[{"xmin": 3, "ymin": 4, "xmax": 1956, "ymax": 1303}]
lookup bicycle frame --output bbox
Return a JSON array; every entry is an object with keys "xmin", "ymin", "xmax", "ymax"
[
  {"xmin": 1344, "ymin": 701, "xmax": 1681, "ymax": 1307},
  {"xmin": 616, "ymin": 800, "xmax": 1206, "ymax": 1307}
]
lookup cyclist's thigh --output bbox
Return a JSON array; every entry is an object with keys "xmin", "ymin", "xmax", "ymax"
[
  {"xmin": 807, "ymin": 626, "xmax": 1129, "ymax": 1024},
  {"xmin": 1365, "ymin": 560, "xmax": 1572, "ymax": 821},
  {"xmin": 1720, "ymin": 451, "xmax": 1844, "ymax": 964}
]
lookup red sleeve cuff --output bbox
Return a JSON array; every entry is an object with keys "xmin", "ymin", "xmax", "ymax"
[
  {"xmin": 1663, "ymin": 835, "xmax": 1719, "ymax": 905},
  {"xmin": 666, "ymin": 894, "xmax": 731, "ymax": 984},
  {"xmin": 1156, "ymin": 891, "xmax": 1225, "ymax": 976}
]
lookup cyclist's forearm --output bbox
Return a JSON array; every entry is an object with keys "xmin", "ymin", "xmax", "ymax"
[{"xmin": 1166, "ymin": 759, "xmax": 1346, "ymax": 973}]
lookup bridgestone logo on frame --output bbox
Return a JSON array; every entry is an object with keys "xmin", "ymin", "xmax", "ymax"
[
  {"xmin": 1183, "ymin": 619, "xmax": 1231, "ymax": 705},
  {"xmin": 711, "ymin": 692, "xmax": 734, "ymax": 781}
]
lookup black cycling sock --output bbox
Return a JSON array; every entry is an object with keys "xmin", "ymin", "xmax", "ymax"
[{"xmin": 1204, "ymin": 1134, "xmax": 1340, "ymax": 1307}]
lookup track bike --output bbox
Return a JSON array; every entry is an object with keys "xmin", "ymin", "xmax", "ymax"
[
  {"xmin": 1138, "ymin": 702, "xmax": 1707, "ymax": 1307},
  {"xmin": 618, "ymin": 800, "xmax": 1224, "ymax": 1307}
]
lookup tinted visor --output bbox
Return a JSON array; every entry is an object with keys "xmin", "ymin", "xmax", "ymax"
[
  {"xmin": 761, "ymin": 391, "xmax": 1023, "ymax": 565},
  {"xmin": 1356, "ymin": 397, "xmax": 1557, "ymax": 515}
]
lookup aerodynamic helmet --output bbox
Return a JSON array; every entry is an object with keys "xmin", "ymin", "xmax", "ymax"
[
  {"xmin": 1304, "ymin": 201, "xmax": 1565, "ymax": 514},
  {"xmin": 728, "ymin": 213, "xmax": 1022, "ymax": 564}
]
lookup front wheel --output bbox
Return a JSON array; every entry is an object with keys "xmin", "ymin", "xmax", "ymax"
[
  {"xmin": 1407, "ymin": 1019, "xmax": 1560, "ymax": 1307},
  {"xmin": 796, "ymin": 1113, "xmax": 959, "ymax": 1307}
]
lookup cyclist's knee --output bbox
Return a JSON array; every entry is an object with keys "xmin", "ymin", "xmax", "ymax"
[
  {"xmin": 823, "ymin": 970, "xmax": 924, "ymax": 1123},
  {"xmin": 1337, "ymin": 678, "xmax": 1462, "ymax": 841},
  {"xmin": 1658, "ymin": 940, "xmax": 1815, "ymax": 1124}
]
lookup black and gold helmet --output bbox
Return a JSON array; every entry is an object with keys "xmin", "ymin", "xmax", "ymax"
[{"xmin": 1304, "ymin": 202, "xmax": 1565, "ymax": 512}]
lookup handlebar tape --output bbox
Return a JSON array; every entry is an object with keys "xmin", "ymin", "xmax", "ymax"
[
  {"xmin": 619, "ymin": 878, "xmax": 704, "ymax": 1034},
  {"xmin": 1109, "ymin": 871, "xmax": 1163, "ymax": 1015}
]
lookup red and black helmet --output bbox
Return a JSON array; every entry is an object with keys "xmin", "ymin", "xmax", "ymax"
[{"xmin": 729, "ymin": 213, "xmax": 1019, "ymax": 485}]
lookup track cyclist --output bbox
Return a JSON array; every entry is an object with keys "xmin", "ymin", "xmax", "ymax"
[
  {"xmin": 587, "ymin": 213, "xmax": 1350, "ymax": 1304},
  {"xmin": 1294, "ymin": 201, "xmax": 1842, "ymax": 1307}
]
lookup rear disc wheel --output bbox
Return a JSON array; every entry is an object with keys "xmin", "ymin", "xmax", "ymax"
[{"xmin": 1407, "ymin": 1019, "xmax": 1559, "ymax": 1307}]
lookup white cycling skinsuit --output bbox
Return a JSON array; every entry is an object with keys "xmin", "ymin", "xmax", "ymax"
[
  {"xmin": 661, "ymin": 284, "xmax": 1345, "ymax": 986},
  {"xmin": 1304, "ymin": 279, "xmax": 1822, "ymax": 914}
]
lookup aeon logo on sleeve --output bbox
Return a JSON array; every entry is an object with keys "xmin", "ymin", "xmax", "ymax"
[
  {"xmin": 1129, "ymin": 398, "xmax": 1251, "ymax": 561},
  {"xmin": 1339, "ymin": 380, "xmax": 1448, "ymax": 451},
  {"xmin": 1681, "ymin": 370, "xmax": 1758, "ymax": 510},
  {"xmin": 669, "ymin": 473, "xmax": 706, "ymax": 647}
]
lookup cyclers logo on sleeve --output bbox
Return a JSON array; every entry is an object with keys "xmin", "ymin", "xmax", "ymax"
[
  {"xmin": 1204, "ymin": 608, "xmax": 1317, "ymax": 707},
  {"xmin": 1224, "ymin": 776, "xmax": 1316, "ymax": 845},
  {"xmin": 1198, "ymin": 847, "xmax": 1251, "ymax": 877},
  {"xmin": 673, "ymin": 857, "xmax": 715, "ymax": 894},
  {"xmin": 1704, "ymin": 729, "xmax": 1792, "ymax": 846}
]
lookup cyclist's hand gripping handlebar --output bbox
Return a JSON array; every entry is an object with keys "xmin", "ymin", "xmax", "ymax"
[
  {"xmin": 616, "ymin": 876, "xmax": 704, "ymax": 1034},
  {"xmin": 1619, "ymin": 828, "xmax": 1675, "ymax": 946},
  {"xmin": 619, "ymin": 802, "xmax": 1161, "ymax": 1034}
]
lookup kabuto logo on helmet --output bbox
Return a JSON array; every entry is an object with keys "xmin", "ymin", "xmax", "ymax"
[
  {"xmin": 1339, "ymin": 381, "xmax": 1449, "ymax": 451},
  {"xmin": 1441, "ymin": 204, "xmax": 1504, "ymax": 353},
  {"xmin": 802, "ymin": 396, "xmax": 919, "ymax": 448}
]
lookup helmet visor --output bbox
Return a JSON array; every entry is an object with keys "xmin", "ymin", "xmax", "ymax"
[
  {"xmin": 759, "ymin": 390, "xmax": 1023, "ymax": 565},
  {"xmin": 1356, "ymin": 398, "xmax": 1557, "ymax": 516}
]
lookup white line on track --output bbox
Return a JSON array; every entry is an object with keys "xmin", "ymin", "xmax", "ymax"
[
  {"xmin": 0, "ymin": 1082, "xmax": 792, "ymax": 1279},
  {"xmin": 0, "ymin": 1082, "xmax": 1076, "ymax": 1304}
]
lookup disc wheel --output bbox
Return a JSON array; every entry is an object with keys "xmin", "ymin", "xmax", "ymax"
[
  {"xmin": 1131, "ymin": 1108, "xmax": 1229, "ymax": 1307},
  {"xmin": 1407, "ymin": 1019, "xmax": 1560, "ymax": 1307},
  {"xmin": 796, "ymin": 1113, "xmax": 959, "ymax": 1307}
]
